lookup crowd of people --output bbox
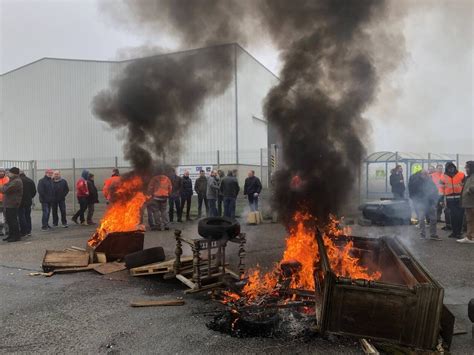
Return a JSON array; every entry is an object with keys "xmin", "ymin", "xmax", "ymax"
[
  {"xmin": 0, "ymin": 166, "xmax": 263, "ymax": 241},
  {"xmin": 390, "ymin": 161, "xmax": 474, "ymax": 244},
  {"xmin": 146, "ymin": 169, "xmax": 262, "ymax": 231}
]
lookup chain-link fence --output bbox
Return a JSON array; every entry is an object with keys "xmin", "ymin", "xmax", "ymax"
[{"xmin": 31, "ymin": 149, "xmax": 269, "ymax": 210}]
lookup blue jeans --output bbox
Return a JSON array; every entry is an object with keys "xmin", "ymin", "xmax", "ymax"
[
  {"xmin": 52, "ymin": 200, "xmax": 67, "ymax": 226},
  {"xmin": 223, "ymin": 197, "xmax": 236, "ymax": 219},
  {"xmin": 248, "ymin": 194, "xmax": 259, "ymax": 212},
  {"xmin": 208, "ymin": 199, "xmax": 218, "ymax": 217},
  {"xmin": 18, "ymin": 205, "xmax": 32, "ymax": 234},
  {"xmin": 41, "ymin": 202, "xmax": 52, "ymax": 228}
]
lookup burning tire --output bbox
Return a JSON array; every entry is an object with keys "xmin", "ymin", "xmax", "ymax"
[
  {"xmin": 124, "ymin": 247, "xmax": 165, "ymax": 269},
  {"xmin": 198, "ymin": 217, "xmax": 240, "ymax": 240}
]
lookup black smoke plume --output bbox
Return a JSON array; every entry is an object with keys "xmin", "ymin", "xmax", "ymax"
[
  {"xmin": 92, "ymin": 46, "xmax": 233, "ymax": 171},
  {"xmin": 259, "ymin": 0, "xmax": 390, "ymax": 223}
]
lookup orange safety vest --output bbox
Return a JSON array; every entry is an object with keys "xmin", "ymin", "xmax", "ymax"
[
  {"xmin": 149, "ymin": 175, "xmax": 172, "ymax": 198},
  {"xmin": 440, "ymin": 172, "xmax": 465, "ymax": 196},
  {"xmin": 0, "ymin": 176, "xmax": 10, "ymax": 202},
  {"xmin": 103, "ymin": 175, "xmax": 121, "ymax": 200},
  {"xmin": 430, "ymin": 172, "xmax": 444, "ymax": 195}
]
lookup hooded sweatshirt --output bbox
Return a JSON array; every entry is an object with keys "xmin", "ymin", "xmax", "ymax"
[
  {"xmin": 461, "ymin": 161, "xmax": 474, "ymax": 208},
  {"xmin": 76, "ymin": 170, "xmax": 89, "ymax": 198}
]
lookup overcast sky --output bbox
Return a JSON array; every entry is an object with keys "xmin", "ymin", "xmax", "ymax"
[{"xmin": 1, "ymin": 0, "xmax": 472, "ymax": 155}]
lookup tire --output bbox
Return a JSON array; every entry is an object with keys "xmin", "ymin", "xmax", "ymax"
[
  {"xmin": 198, "ymin": 217, "xmax": 240, "ymax": 240},
  {"xmin": 124, "ymin": 247, "xmax": 165, "ymax": 269}
]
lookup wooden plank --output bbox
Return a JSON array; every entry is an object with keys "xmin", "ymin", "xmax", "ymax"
[
  {"xmin": 96, "ymin": 252, "xmax": 107, "ymax": 263},
  {"xmin": 184, "ymin": 282, "xmax": 224, "ymax": 294},
  {"xmin": 52, "ymin": 263, "xmax": 101, "ymax": 274},
  {"xmin": 93, "ymin": 262, "xmax": 126, "ymax": 275},
  {"xmin": 175, "ymin": 274, "xmax": 196, "ymax": 289},
  {"xmin": 130, "ymin": 300, "xmax": 185, "ymax": 307},
  {"xmin": 70, "ymin": 246, "xmax": 86, "ymax": 252},
  {"xmin": 42, "ymin": 250, "xmax": 89, "ymax": 269},
  {"xmin": 360, "ymin": 339, "xmax": 379, "ymax": 355}
]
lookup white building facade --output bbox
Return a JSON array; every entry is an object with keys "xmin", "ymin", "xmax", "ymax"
[{"xmin": 0, "ymin": 44, "xmax": 278, "ymax": 170}]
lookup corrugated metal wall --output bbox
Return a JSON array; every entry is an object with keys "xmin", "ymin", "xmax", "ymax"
[
  {"xmin": 236, "ymin": 45, "xmax": 279, "ymax": 165},
  {"xmin": 0, "ymin": 44, "xmax": 277, "ymax": 166}
]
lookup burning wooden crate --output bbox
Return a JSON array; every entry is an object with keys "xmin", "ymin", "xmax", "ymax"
[{"xmin": 315, "ymin": 233, "xmax": 448, "ymax": 350}]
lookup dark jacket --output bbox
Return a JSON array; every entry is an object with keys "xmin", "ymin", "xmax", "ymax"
[
  {"xmin": 244, "ymin": 176, "xmax": 262, "ymax": 195},
  {"xmin": 207, "ymin": 176, "xmax": 220, "ymax": 200},
  {"xmin": 169, "ymin": 174, "xmax": 182, "ymax": 197},
  {"xmin": 20, "ymin": 175, "xmax": 37, "ymax": 207},
  {"xmin": 408, "ymin": 172, "xmax": 438, "ymax": 204},
  {"xmin": 87, "ymin": 180, "xmax": 99, "ymax": 204},
  {"xmin": 181, "ymin": 176, "xmax": 193, "ymax": 197},
  {"xmin": 37, "ymin": 176, "xmax": 54, "ymax": 203},
  {"xmin": 52, "ymin": 178, "xmax": 69, "ymax": 202},
  {"xmin": 2, "ymin": 175, "xmax": 23, "ymax": 208},
  {"xmin": 390, "ymin": 171, "xmax": 405, "ymax": 196},
  {"xmin": 194, "ymin": 176, "xmax": 208, "ymax": 196},
  {"xmin": 220, "ymin": 175, "xmax": 240, "ymax": 198},
  {"xmin": 461, "ymin": 161, "xmax": 474, "ymax": 208}
]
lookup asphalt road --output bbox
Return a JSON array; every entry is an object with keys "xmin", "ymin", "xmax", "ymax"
[{"xmin": 1, "ymin": 209, "xmax": 473, "ymax": 354}]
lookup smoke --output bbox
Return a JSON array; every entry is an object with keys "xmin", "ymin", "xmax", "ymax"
[
  {"xmin": 94, "ymin": 0, "xmax": 259, "ymax": 171},
  {"xmin": 259, "ymin": 0, "xmax": 397, "ymax": 223},
  {"xmin": 92, "ymin": 45, "xmax": 234, "ymax": 171},
  {"xmin": 97, "ymin": 0, "xmax": 403, "ymax": 222}
]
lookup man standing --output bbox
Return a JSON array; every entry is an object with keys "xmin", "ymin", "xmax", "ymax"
[
  {"xmin": 168, "ymin": 169, "xmax": 182, "ymax": 223},
  {"xmin": 207, "ymin": 170, "xmax": 220, "ymax": 217},
  {"xmin": 19, "ymin": 171, "xmax": 36, "ymax": 236},
  {"xmin": 408, "ymin": 170, "xmax": 440, "ymax": 240},
  {"xmin": 180, "ymin": 170, "xmax": 193, "ymax": 221},
  {"xmin": 37, "ymin": 169, "xmax": 55, "ymax": 231},
  {"xmin": 0, "ymin": 168, "xmax": 9, "ymax": 236},
  {"xmin": 1, "ymin": 167, "xmax": 23, "ymax": 242},
  {"xmin": 194, "ymin": 170, "xmax": 208, "ymax": 218},
  {"xmin": 429, "ymin": 164, "xmax": 445, "ymax": 222},
  {"xmin": 390, "ymin": 165, "xmax": 405, "ymax": 199},
  {"xmin": 52, "ymin": 170, "xmax": 69, "ymax": 228},
  {"xmin": 220, "ymin": 171, "xmax": 240, "ymax": 219},
  {"xmin": 244, "ymin": 170, "xmax": 263, "ymax": 212},
  {"xmin": 217, "ymin": 170, "xmax": 225, "ymax": 216},
  {"xmin": 86, "ymin": 173, "xmax": 99, "ymax": 225},
  {"xmin": 72, "ymin": 170, "xmax": 90, "ymax": 225},
  {"xmin": 458, "ymin": 161, "xmax": 474, "ymax": 244},
  {"xmin": 440, "ymin": 162, "xmax": 465, "ymax": 239},
  {"xmin": 103, "ymin": 168, "xmax": 121, "ymax": 203},
  {"xmin": 147, "ymin": 172, "xmax": 172, "ymax": 231}
]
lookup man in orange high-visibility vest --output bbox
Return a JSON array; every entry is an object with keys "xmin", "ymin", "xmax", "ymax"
[
  {"xmin": 0, "ymin": 168, "xmax": 10, "ymax": 236},
  {"xmin": 147, "ymin": 173, "xmax": 172, "ymax": 231},
  {"xmin": 440, "ymin": 162, "xmax": 465, "ymax": 238},
  {"xmin": 429, "ymin": 164, "xmax": 445, "ymax": 222}
]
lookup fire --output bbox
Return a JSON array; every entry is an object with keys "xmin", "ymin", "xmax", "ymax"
[
  {"xmin": 88, "ymin": 175, "xmax": 147, "ymax": 247},
  {"xmin": 237, "ymin": 212, "xmax": 380, "ymax": 301}
]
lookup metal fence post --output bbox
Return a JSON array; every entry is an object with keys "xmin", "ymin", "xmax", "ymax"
[
  {"xmin": 217, "ymin": 150, "xmax": 220, "ymax": 169},
  {"xmin": 114, "ymin": 156, "xmax": 118, "ymax": 168},
  {"xmin": 456, "ymin": 153, "xmax": 459, "ymax": 168},
  {"xmin": 72, "ymin": 158, "xmax": 76, "ymax": 212},
  {"xmin": 427, "ymin": 152, "xmax": 431, "ymax": 169},
  {"xmin": 260, "ymin": 148, "xmax": 263, "ymax": 183}
]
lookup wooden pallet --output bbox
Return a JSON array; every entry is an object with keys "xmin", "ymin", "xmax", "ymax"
[{"xmin": 130, "ymin": 256, "xmax": 193, "ymax": 276}]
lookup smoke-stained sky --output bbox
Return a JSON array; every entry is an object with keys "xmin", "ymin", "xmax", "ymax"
[{"xmin": 1, "ymin": 0, "xmax": 472, "ymax": 154}]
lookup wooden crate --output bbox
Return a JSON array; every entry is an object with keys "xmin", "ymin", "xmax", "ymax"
[
  {"xmin": 42, "ymin": 250, "xmax": 89, "ymax": 272},
  {"xmin": 315, "ymin": 233, "xmax": 448, "ymax": 350},
  {"xmin": 130, "ymin": 256, "xmax": 193, "ymax": 276}
]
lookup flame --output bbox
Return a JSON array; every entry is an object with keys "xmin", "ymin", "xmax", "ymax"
[
  {"xmin": 236, "ymin": 212, "xmax": 381, "ymax": 302},
  {"xmin": 87, "ymin": 175, "xmax": 147, "ymax": 247}
]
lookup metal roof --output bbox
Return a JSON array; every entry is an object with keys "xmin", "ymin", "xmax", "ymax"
[{"xmin": 365, "ymin": 151, "xmax": 454, "ymax": 163}]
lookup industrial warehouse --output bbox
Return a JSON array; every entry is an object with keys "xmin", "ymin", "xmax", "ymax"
[{"xmin": 1, "ymin": 1, "xmax": 473, "ymax": 354}]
